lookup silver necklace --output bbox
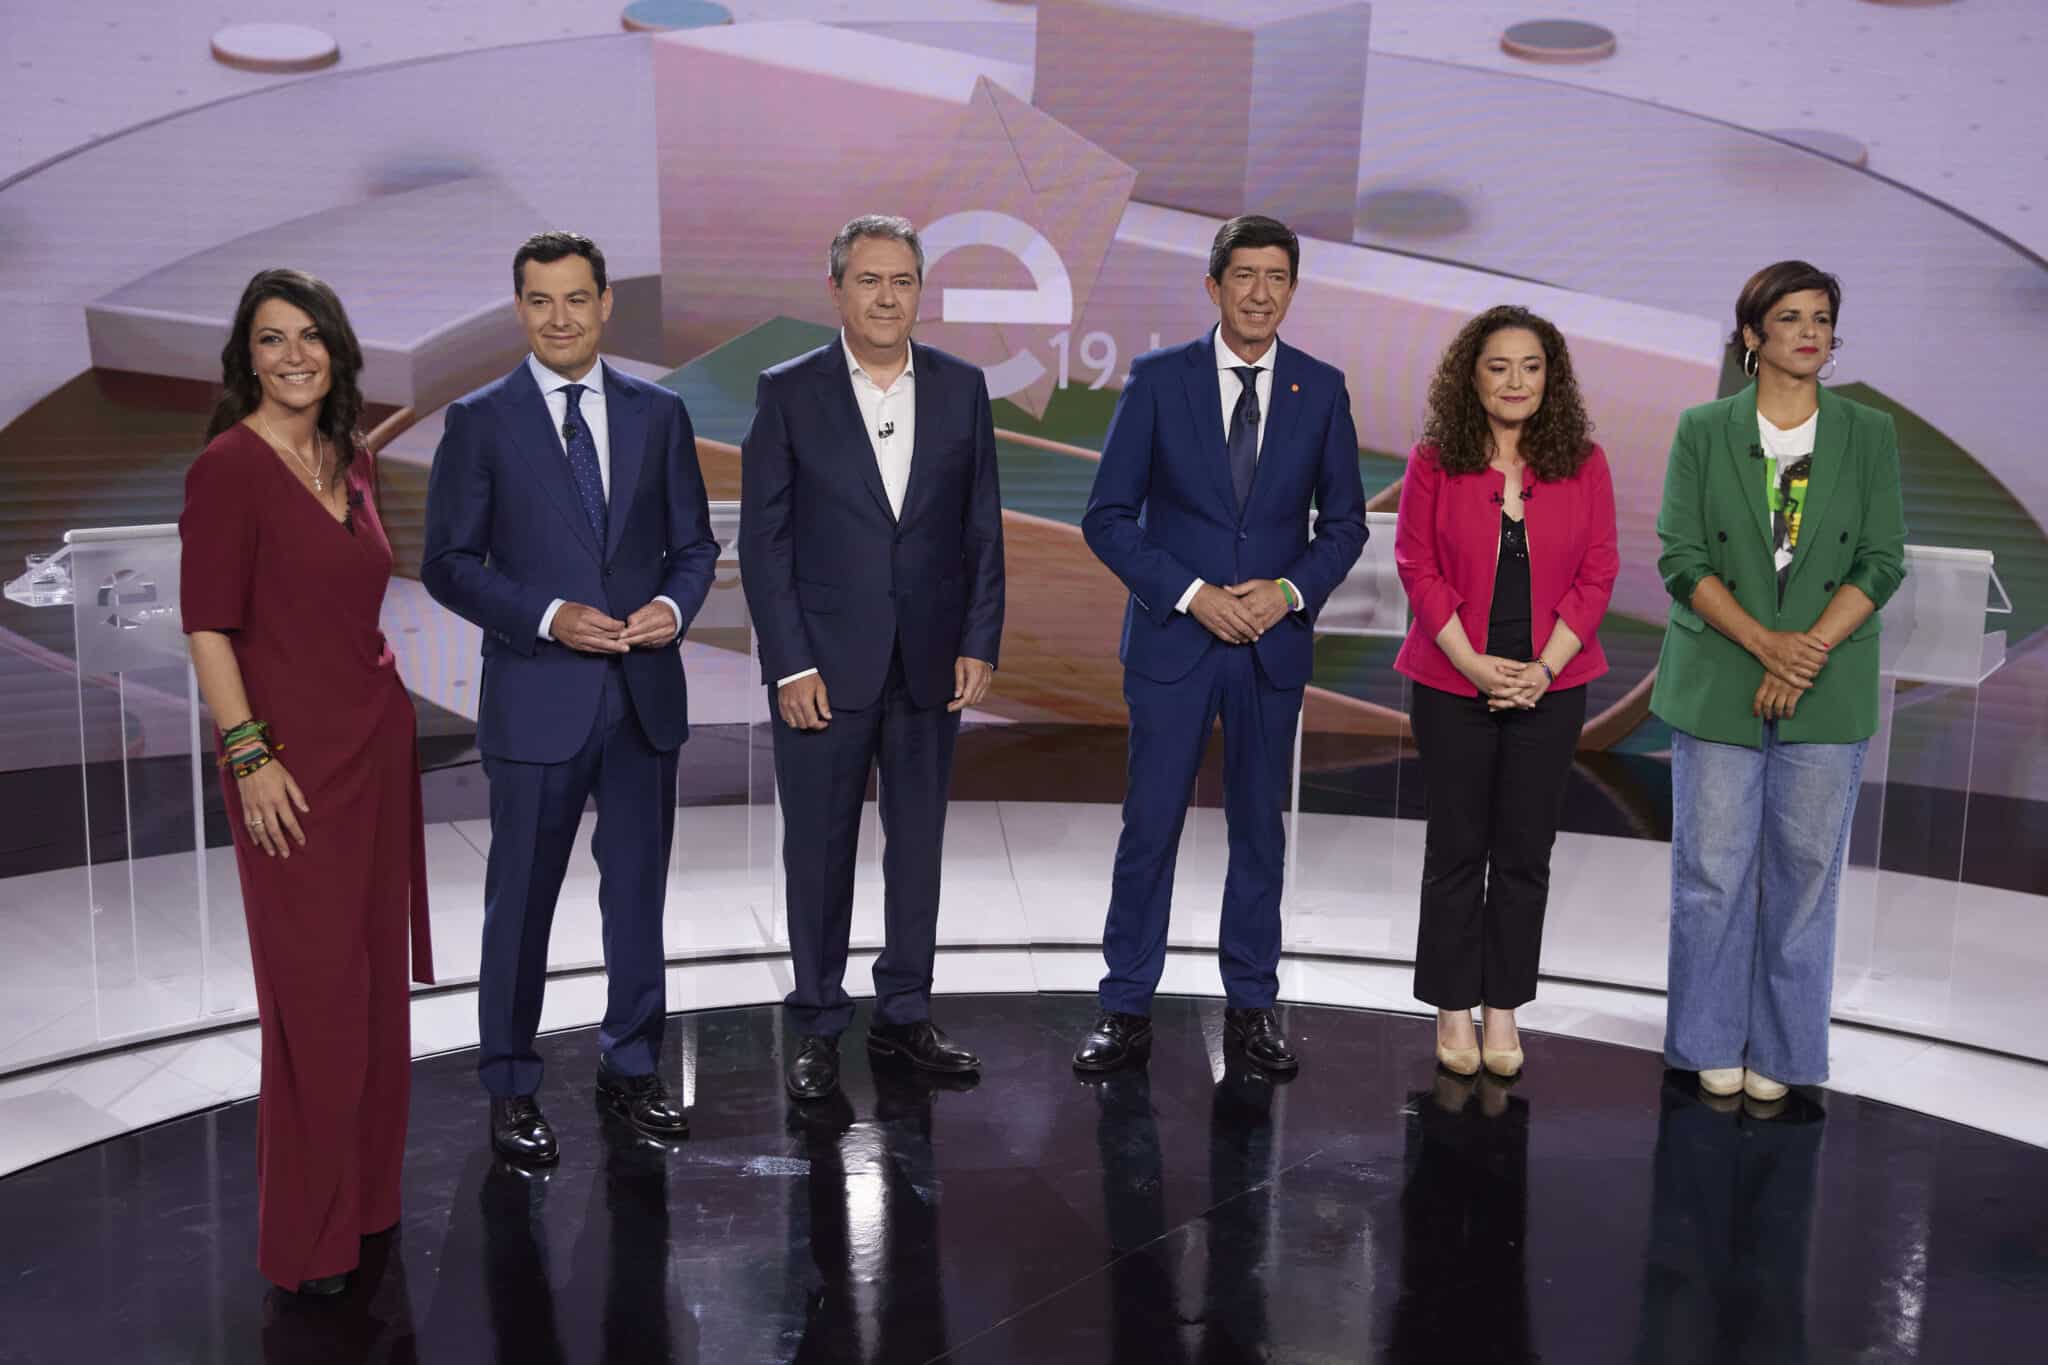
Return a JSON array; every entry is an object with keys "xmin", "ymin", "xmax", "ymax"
[{"xmin": 258, "ymin": 413, "xmax": 328, "ymax": 493}]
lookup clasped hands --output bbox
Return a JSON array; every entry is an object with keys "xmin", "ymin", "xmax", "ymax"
[
  {"xmin": 1463, "ymin": 655, "xmax": 1551, "ymax": 711},
  {"xmin": 552, "ymin": 600, "xmax": 678, "ymax": 654},
  {"xmin": 1749, "ymin": 629, "xmax": 1830, "ymax": 721},
  {"xmin": 1188, "ymin": 580, "xmax": 1290, "ymax": 645},
  {"xmin": 778, "ymin": 656, "xmax": 995, "ymax": 731}
]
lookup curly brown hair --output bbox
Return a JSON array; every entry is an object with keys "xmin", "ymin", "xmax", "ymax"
[{"xmin": 1420, "ymin": 304, "xmax": 1594, "ymax": 482}]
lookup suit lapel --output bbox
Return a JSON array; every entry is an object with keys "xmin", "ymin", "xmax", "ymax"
[
  {"xmin": 1723, "ymin": 386, "xmax": 1772, "ymax": 550},
  {"xmin": 502, "ymin": 361, "xmax": 602, "ymax": 562},
  {"xmin": 1247, "ymin": 341, "xmax": 1308, "ymax": 512},
  {"xmin": 602, "ymin": 363, "xmax": 646, "ymax": 564},
  {"xmin": 1784, "ymin": 385, "xmax": 1847, "ymax": 589},
  {"xmin": 1182, "ymin": 335, "xmax": 1238, "ymax": 515},
  {"xmin": 813, "ymin": 345, "xmax": 897, "ymax": 522}
]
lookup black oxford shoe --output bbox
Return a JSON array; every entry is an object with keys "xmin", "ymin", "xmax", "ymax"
[
  {"xmin": 489, "ymin": 1095, "xmax": 560, "ymax": 1166},
  {"xmin": 867, "ymin": 1018, "xmax": 980, "ymax": 1073},
  {"xmin": 293, "ymin": 1273, "xmax": 349, "ymax": 1298},
  {"xmin": 1224, "ymin": 1007, "xmax": 1299, "ymax": 1074},
  {"xmin": 1072, "ymin": 1010, "xmax": 1153, "ymax": 1072},
  {"xmin": 596, "ymin": 1060, "xmax": 689, "ymax": 1138},
  {"xmin": 786, "ymin": 1033, "xmax": 841, "ymax": 1101}
]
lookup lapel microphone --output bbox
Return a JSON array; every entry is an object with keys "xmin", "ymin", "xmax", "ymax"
[
  {"xmin": 877, "ymin": 421, "xmax": 896, "ymax": 440},
  {"xmin": 1749, "ymin": 443, "xmax": 1765, "ymax": 460}
]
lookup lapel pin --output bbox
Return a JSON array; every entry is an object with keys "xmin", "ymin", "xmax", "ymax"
[{"xmin": 1290, "ymin": 383, "xmax": 1300, "ymax": 393}]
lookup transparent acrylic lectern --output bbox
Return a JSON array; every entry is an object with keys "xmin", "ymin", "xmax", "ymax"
[
  {"xmin": 1836, "ymin": 544, "xmax": 2013, "ymax": 1032},
  {"xmin": 4, "ymin": 525, "xmax": 234, "ymax": 1043}
]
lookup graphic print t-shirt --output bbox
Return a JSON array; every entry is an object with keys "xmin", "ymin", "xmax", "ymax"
[{"xmin": 1759, "ymin": 409, "xmax": 1817, "ymax": 598}]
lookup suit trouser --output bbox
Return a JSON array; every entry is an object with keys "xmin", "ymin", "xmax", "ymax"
[
  {"xmin": 1408, "ymin": 681, "xmax": 1586, "ymax": 1011},
  {"xmin": 1099, "ymin": 644, "xmax": 1304, "ymax": 1015},
  {"xmin": 775, "ymin": 649, "xmax": 961, "ymax": 1038},
  {"xmin": 478, "ymin": 661, "xmax": 678, "ymax": 1097}
]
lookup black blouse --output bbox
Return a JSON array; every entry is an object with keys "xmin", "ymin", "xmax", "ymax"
[{"xmin": 1487, "ymin": 510, "xmax": 1533, "ymax": 661}]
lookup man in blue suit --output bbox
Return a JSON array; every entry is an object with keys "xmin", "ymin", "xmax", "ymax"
[
  {"xmin": 1073, "ymin": 215, "xmax": 1368, "ymax": 1075},
  {"xmin": 740, "ymin": 215, "xmax": 1005, "ymax": 1101},
  {"xmin": 423, "ymin": 232, "xmax": 717, "ymax": 1160}
]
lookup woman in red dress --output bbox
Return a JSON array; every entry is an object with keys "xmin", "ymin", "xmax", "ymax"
[{"xmin": 179, "ymin": 268, "xmax": 433, "ymax": 1297}]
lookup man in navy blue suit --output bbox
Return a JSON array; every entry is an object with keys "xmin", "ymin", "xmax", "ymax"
[
  {"xmin": 740, "ymin": 215, "xmax": 1005, "ymax": 1101},
  {"xmin": 423, "ymin": 232, "xmax": 717, "ymax": 1161},
  {"xmin": 1073, "ymin": 215, "xmax": 1368, "ymax": 1075}
]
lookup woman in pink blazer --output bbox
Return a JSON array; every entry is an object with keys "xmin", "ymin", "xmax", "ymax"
[{"xmin": 1394, "ymin": 305, "xmax": 1618, "ymax": 1079}]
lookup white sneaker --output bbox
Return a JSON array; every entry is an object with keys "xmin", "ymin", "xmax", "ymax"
[
  {"xmin": 1698, "ymin": 1067, "xmax": 1744, "ymax": 1097},
  {"xmin": 1743, "ymin": 1070, "xmax": 1789, "ymax": 1102}
]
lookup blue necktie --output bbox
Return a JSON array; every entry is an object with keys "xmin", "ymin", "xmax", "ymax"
[
  {"xmin": 1227, "ymin": 365, "xmax": 1261, "ymax": 512},
  {"xmin": 559, "ymin": 383, "xmax": 607, "ymax": 544}
]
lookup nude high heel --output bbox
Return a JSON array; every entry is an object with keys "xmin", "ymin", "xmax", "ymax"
[{"xmin": 1435, "ymin": 1011, "xmax": 1480, "ymax": 1076}]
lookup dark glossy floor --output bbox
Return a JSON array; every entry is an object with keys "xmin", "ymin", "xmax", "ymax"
[{"xmin": 3, "ymin": 995, "xmax": 2044, "ymax": 1364}]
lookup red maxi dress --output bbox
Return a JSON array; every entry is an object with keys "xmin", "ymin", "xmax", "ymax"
[{"xmin": 179, "ymin": 426, "xmax": 434, "ymax": 1288}]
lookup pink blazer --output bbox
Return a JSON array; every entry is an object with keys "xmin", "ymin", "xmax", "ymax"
[{"xmin": 1393, "ymin": 441, "xmax": 1618, "ymax": 697}]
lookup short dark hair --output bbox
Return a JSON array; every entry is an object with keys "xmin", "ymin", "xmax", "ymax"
[
  {"xmin": 829, "ymin": 214, "xmax": 924, "ymax": 284},
  {"xmin": 1207, "ymin": 215, "xmax": 1299, "ymax": 282},
  {"xmin": 205, "ymin": 268, "xmax": 367, "ymax": 482},
  {"xmin": 513, "ymin": 231, "xmax": 608, "ymax": 296},
  {"xmin": 1731, "ymin": 260, "xmax": 1841, "ymax": 363}
]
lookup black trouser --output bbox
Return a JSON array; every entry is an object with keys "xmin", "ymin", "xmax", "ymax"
[
  {"xmin": 1409, "ymin": 680, "xmax": 1586, "ymax": 1009},
  {"xmin": 774, "ymin": 647, "xmax": 960, "ymax": 1038}
]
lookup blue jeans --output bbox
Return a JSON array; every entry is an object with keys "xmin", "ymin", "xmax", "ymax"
[{"xmin": 1665, "ymin": 726, "xmax": 1868, "ymax": 1085}]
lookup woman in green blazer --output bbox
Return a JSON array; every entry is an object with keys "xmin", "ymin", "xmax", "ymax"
[{"xmin": 1649, "ymin": 260, "xmax": 1906, "ymax": 1104}]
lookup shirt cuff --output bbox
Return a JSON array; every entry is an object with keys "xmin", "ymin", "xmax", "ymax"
[
  {"xmin": 538, "ymin": 598, "xmax": 566, "ymax": 641},
  {"xmin": 653, "ymin": 595, "xmax": 682, "ymax": 642},
  {"xmin": 1174, "ymin": 578, "xmax": 1205, "ymax": 614},
  {"xmin": 777, "ymin": 668, "xmax": 819, "ymax": 687},
  {"xmin": 1279, "ymin": 578, "xmax": 1305, "ymax": 612}
]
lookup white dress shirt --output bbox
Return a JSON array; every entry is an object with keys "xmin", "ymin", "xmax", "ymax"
[
  {"xmin": 526, "ymin": 354, "xmax": 680, "ymax": 643},
  {"xmin": 1175, "ymin": 327, "xmax": 1303, "ymax": 616},
  {"xmin": 776, "ymin": 335, "xmax": 917, "ymax": 688}
]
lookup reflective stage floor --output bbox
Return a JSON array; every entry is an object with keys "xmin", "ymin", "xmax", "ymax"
[{"xmin": 3, "ymin": 994, "xmax": 2044, "ymax": 1364}]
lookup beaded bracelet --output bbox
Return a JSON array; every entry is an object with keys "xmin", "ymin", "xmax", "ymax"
[
  {"xmin": 1537, "ymin": 660, "xmax": 1556, "ymax": 684},
  {"xmin": 220, "ymin": 718, "xmax": 270, "ymax": 746},
  {"xmin": 231, "ymin": 749, "xmax": 275, "ymax": 781}
]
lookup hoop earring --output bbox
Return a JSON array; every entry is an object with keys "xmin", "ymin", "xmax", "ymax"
[
  {"xmin": 1818, "ymin": 356, "xmax": 1837, "ymax": 382},
  {"xmin": 1743, "ymin": 347, "xmax": 1759, "ymax": 378}
]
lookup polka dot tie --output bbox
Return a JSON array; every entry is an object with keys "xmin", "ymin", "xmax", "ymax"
[{"xmin": 560, "ymin": 383, "xmax": 608, "ymax": 544}]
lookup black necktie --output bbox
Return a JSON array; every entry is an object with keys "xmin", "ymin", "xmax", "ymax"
[{"xmin": 1227, "ymin": 365, "xmax": 1261, "ymax": 512}]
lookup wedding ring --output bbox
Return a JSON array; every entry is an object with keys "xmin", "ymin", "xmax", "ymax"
[{"xmin": 250, "ymin": 817, "xmax": 265, "ymax": 831}]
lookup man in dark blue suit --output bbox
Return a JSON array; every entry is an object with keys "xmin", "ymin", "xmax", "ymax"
[
  {"xmin": 740, "ymin": 215, "xmax": 1005, "ymax": 1101},
  {"xmin": 1073, "ymin": 215, "xmax": 1368, "ymax": 1075},
  {"xmin": 422, "ymin": 232, "xmax": 717, "ymax": 1160}
]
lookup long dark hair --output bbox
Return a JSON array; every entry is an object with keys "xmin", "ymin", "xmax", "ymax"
[
  {"xmin": 205, "ymin": 268, "xmax": 366, "ymax": 479},
  {"xmin": 1421, "ymin": 304, "xmax": 1594, "ymax": 482}
]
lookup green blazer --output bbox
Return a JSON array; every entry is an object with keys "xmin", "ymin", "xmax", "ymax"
[{"xmin": 1649, "ymin": 384, "xmax": 1906, "ymax": 747}]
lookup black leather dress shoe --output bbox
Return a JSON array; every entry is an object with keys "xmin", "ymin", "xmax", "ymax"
[
  {"xmin": 490, "ymin": 1095, "xmax": 560, "ymax": 1165},
  {"xmin": 867, "ymin": 1019, "xmax": 980, "ymax": 1073},
  {"xmin": 786, "ymin": 1034, "xmax": 841, "ymax": 1101},
  {"xmin": 596, "ymin": 1061, "xmax": 689, "ymax": 1138},
  {"xmin": 1224, "ymin": 1007, "xmax": 1300, "ymax": 1074},
  {"xmin": 1072, "ymin": 1010, "xmax": 1153, "ymax": 1072},
  {"xmin": 293, "ymin": 1273, "xmax": 349, "ymax": 1297}
]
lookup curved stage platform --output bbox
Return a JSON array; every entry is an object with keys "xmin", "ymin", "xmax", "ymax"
[{"xmin": 3, "ymin": 994, "xmax": 2045, "ymax": 1363}]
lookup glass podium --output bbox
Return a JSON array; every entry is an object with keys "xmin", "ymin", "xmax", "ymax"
[{"xmin": 5, "ymin": 524, "xmax": 238, "ymax": 1046}]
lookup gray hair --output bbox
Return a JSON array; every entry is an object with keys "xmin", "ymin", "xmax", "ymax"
[{"xmin": 828, "ymin": 214, "xmax": 925, "ymax": 284}]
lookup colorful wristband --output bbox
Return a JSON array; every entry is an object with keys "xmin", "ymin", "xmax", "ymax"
[
  {"xmin": 1537, "ymin": 661, "xmax": 1555, "ymax": 684},
  {"xmin": 1279, "ymin": 580, "xmax": 1301, "ymax": 611}
]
